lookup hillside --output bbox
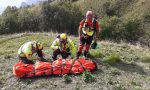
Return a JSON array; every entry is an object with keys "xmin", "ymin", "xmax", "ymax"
[
  {"xmin": 0, "ymin": 33, "xmax": 150, "ymax": 90},
  {"xmin": 75, "ymin": 0, "xmax": 150, "ymax": 41},
  {"xmin": 0, "ymin": 0, "xmax": 150, "ymax": 45},
  {"xmin": 1, "ymin": 0, "xmax": 150, "ymax": 89}
]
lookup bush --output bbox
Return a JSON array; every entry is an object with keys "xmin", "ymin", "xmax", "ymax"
[
  {"xmin": 41, "ymin": 2, "xmax": 83, "ymax": 34},
  {"xmin": 122, "ymin": 19, "xmax": 143, "ymax": 41},
  {"xmin": 100, "ymin": 16, "xmax": 123, "ymax": 40},
  {"xmin": 100, "ymin": 16, "xmax": 143, "ymax": 42},
  {"xmin": 0, "ymin": 2, "xmax": 83, "ymax": 35}
]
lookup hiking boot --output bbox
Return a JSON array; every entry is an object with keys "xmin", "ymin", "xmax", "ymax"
[{"xmin": 76, "ymin": 52, "xmax": 81, "ymax": 60}]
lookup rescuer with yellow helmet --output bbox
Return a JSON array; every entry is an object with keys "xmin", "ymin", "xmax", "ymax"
[
  {"xmin": 18, "ymin": 41, "xmax": 46, "ymax": 64},
  {"xmin": 51, "ymin": 33, "xmax": 76, "ymax": 60}
]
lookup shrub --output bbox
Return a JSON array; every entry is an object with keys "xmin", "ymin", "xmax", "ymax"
[
  {"xmin": 122, "ymin": 19, "xmax": 143, "ymax": 41},
  {"xmin": 100, "ymin": 16, "xmax": 143, "ymax": 42},
  {"xmin": 100, "ymin": 16, "xmax": 123, "ymax": 40},
  {"xmin": 41, "ymin": 2, "xmax": 83, "ymax": 35}
]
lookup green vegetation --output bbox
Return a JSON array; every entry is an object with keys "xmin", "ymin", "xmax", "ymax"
[
  {"xmin": 0, "ymin": 33, "xmax": 150, "ymax": 89},
  {"xmin": 62, "ymin": 74, "xmax": 72, "ymax": 83},
  {"xmin": 0, "ymin": 0, "xmax": 150, "ymax": 45},
  {"xmin": 82, "ymin": 70, "xmax": 96, "ymax": 83},
  {"xmin": 1, "ymin": 0, "xmax": 150, "ymax": 89},
  {"xmin": 0, "ymin": 1, "xmax": 83, "ymax": 35},
  {"xmin": 110, "ymin": 68, "xmax": 121, "ymax": 76},
  {"xmin": 103, "ymin": 53, "xmax": 121, "ymax": 64}
]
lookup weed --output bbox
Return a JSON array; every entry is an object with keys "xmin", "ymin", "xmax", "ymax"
[
  {"xmin": 62, "ymin": 74, "xmax": 72, "ymax": 83},
  {"xmin": 82, "ymin": 70, "xmax": 96, "ymax": 83}
]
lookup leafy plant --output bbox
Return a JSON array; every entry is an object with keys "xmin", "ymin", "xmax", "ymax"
[
  {"xmin": 62, "ymin": 74, "xmax": 72, "ymax": 83},
  {"xmin": 82, "ymin": 70, "xmax": 96, "ymax": 83}
]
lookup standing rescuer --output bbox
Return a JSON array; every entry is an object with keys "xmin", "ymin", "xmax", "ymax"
[
  {"xmin": 76, "ymin": 11, "xmax": 100, "ymax": 59},
  {"xmin": 51, "ymin": 33, "xmax": 76, "ymax": 60},
  {"xmin": 18, "ymin": 41, "xmax": 47, "ymax": 64}
]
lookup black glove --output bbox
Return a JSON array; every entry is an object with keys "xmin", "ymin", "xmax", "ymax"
[{"xmin": 91, "ymin": 42, "xmax": 97, "ymax": 49}]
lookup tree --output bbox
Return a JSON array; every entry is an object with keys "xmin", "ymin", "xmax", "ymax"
[{"xmin": 1, "ymin": 6, "xmax": 19, "ymax": 34}]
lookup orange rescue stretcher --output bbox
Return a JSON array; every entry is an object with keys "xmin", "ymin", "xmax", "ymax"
[{"xmin": 13, "ymin": 58, "xmax": 97, "ymax": 78}]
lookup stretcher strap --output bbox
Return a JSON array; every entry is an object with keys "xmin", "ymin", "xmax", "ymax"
[
  {"xmin": 24, "ymin": 64, "xmax": 35, "ymax": 77},
  {"xmin": 33, "ymin": 64, "xmax": 36, "ymax": 76},
  {"xmin": 77, "ymin": 60, "xmax": 86, "ymax": 71},
  {"xmin": 69, "ymin": 59, "xmax": 86, "ymax": 73},
  {"xmin": 69, "ymin": 60, "xmax": 76, "ymax": 73},
  {"xmin": 51, "ymin": 62, "xmax": 53, "ymax": 75},
  {"xmin": 61, "ymin": 60, "xmax": 63, "ymax": 75}
]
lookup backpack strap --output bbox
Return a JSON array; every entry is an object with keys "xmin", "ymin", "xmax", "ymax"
[
  {"xmin": 82, "ymin": 18, "xmax": 97, "ymax": 33},
  {"xmin": 92, "ymin": 18, "xmax": 97, "ymax": 33}
]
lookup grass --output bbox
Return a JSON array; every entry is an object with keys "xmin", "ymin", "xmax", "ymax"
[
  {"xmin": 131, "ymin": 81, "xmax": 142, "ymax": 90},
  {"xmin": 1, "ymin": 33, "xmax": 150, "ymax": 90},
  {"xmin": 110, "ymin": 68, "xmax": 121, "ymax": 76},
  {"xmin": 140, "ymin": 53, "xmax": 150, "ymax": 63},
  {"xmin": 103, "ymin": 53, "xmax": 121, "ymax": 65},
  {"xmin": 88, "ymin": 49, "xmax": 103, "ymax": 58}
]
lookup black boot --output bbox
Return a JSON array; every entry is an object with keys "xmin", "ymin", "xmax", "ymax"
[
  {"xmin": 76, "ymin": 52, "xmax": 81, "ymax": 59},
  {"xmin": 84, "ymin": 51, "xmax": 89, "ymax": 60},
  {"xmin": 52, "ymin": 49, "xmax": 61, "ymax": 61}
]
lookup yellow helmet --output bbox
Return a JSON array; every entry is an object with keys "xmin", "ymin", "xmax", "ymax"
[
  {"xmin": 60, "ymin": 33, "xmax": 67, "ymax": 40},
  {"xmin": 33, "ymin": 41, "xmax": 43, "ymax": 50}
]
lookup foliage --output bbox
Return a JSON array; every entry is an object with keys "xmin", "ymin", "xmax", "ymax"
[
  {"xmin": 62, "ymin": 74, "xmax": 72, "ymax": 83},
  {"xmin": 82, "ymin": 70, "xmax": 96, "ymax": 83},
  {"xmin": 0, "ymin": 2, "xmax": 83, "ymax": 35}
]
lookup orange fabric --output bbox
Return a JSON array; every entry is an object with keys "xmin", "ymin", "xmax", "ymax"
[
  {"xmin": 78, "ymin": 44, "xmax": 84, "ymax": 52},
  {"xmin": 85, "ymin": 44, "xmax": 90, "ymax": 52},
  {"xmin": 79, "ymin": 19, "xmax": 100, "ymax": 30},
  {"xmin": 13, "ymin": 58, "xmax": 97, "ymax": 78}
]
